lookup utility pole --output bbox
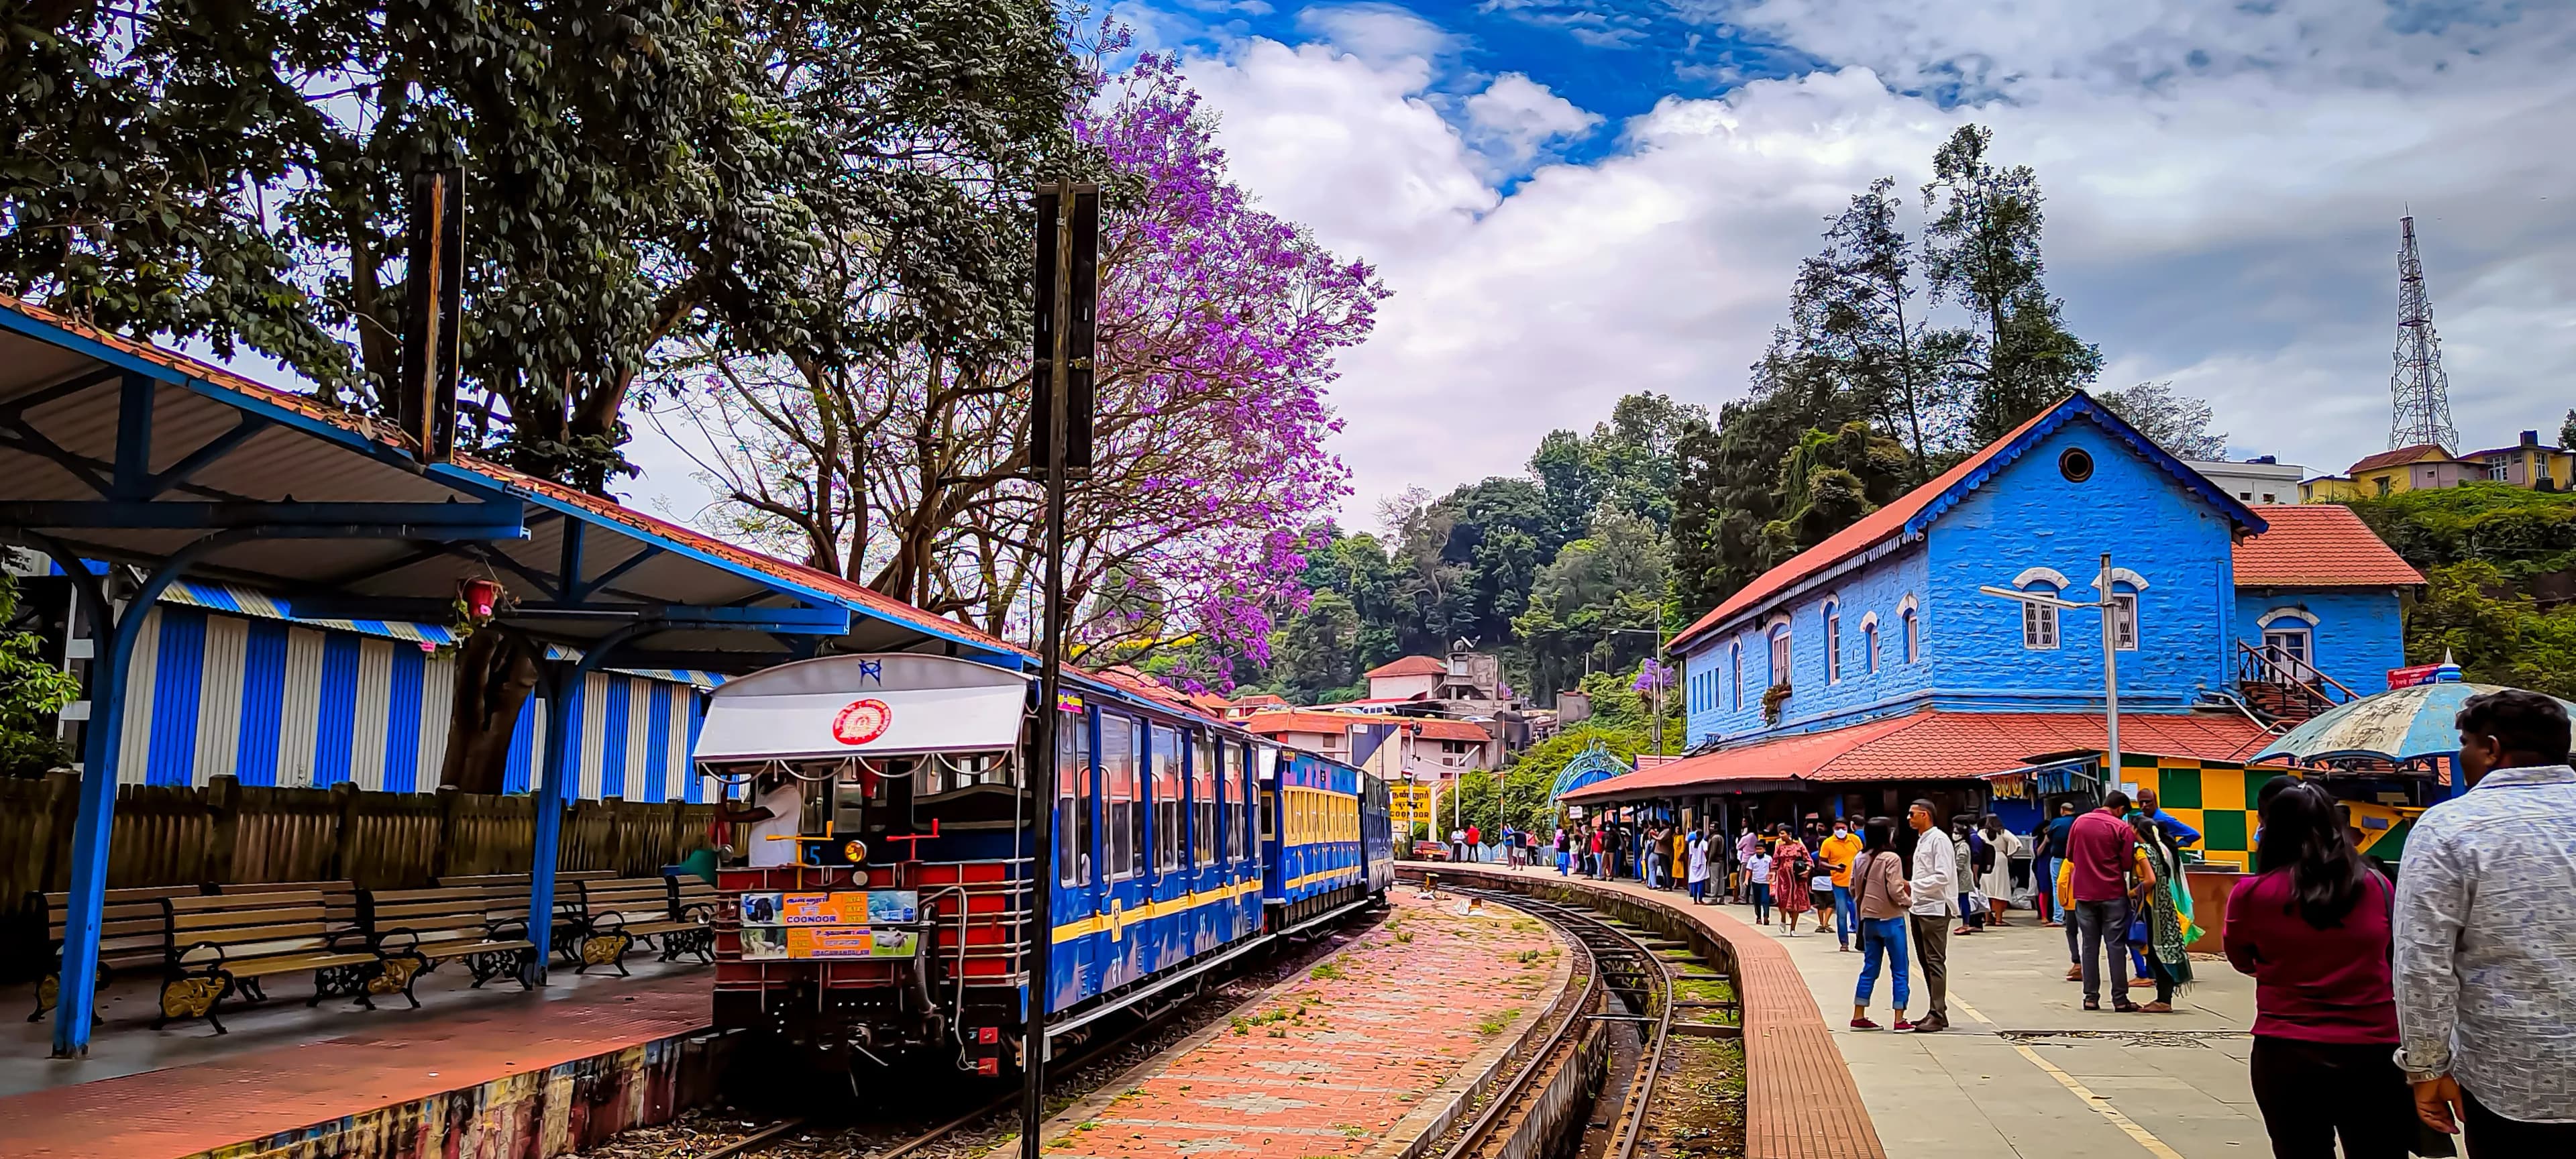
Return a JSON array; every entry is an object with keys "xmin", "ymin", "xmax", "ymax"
[
  {"xmin": 1979, "ymin": 551, "xmax": 2123, "ymax": 790},
  {"xmin": 1024, "ymin": 180, "xmax": 1096, "ymax": 1159}
]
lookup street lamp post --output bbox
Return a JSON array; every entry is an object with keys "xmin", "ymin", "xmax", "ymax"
[{"xmin": 1978, "ymin": 552, "xmax": 2125, "ymax": 785}]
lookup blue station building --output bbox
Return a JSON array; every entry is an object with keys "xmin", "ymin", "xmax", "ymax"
[{"xmin": 1566, "ymin": 392, "xmax": 2422, "ymax": 836}]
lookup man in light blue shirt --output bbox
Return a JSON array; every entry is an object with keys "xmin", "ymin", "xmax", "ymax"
[{"xmin": 2394, "ymin": 689, "xmax": 2576, "ymax": 1155}]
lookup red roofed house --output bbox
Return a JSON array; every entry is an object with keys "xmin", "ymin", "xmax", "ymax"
[{"xmin": 1567, "ymin": 392, "xmax": 2421, "ymax": 842}]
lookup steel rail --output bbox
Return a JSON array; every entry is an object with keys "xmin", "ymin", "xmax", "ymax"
[
  {"xmin": 1434, "ymin": 893, "xmax": 1605, "ymax": 1159},
  {"xmin": 1432, "ymin": 884, "xmax": 1673, "ymax": 1159}
]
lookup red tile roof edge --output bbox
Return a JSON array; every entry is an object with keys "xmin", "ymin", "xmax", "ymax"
[
  {"xmin": 2233, "ymin": 504, "xmax": 2424, "ymax": 588},
  {"xmin": 1365, "ymin": 655, "xmax": 1448, "ymax": 678}
]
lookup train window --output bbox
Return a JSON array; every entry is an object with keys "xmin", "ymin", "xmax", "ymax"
[
  {"xmin": 1103, "ymin": 716, "xmax": 1140, "ymax": 881},
  {"xmin": 1194, "ymin": 732, "xmax": 1219, "ymax": 867},
  {"xmin": 1237, "ymin": 742, "xmax": 1256, "ymax": 863},
  {"xmin": 1260, "ymin": 789, "xmax": 1275, "ymax": 844},
  {"xmin": 1058, "ymin": 710, "xmax": 1092, "ymax": 887},
  {"xmin": 1150, "ymin": 725, "xmax": 1181, "ymax": 873}
]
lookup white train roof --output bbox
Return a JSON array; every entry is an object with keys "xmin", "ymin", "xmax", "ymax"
[{"xmin": 694, "ymin": 653, "xmax": 1031, "ymax": 763}]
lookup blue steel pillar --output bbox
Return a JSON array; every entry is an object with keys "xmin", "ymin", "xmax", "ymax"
[
  {"xmin": 524, "ymin": 622, "xmax": 652, "ymax": 981},
  {"xmin": 45, "ymin": 532, "xmax": 233, "ymax": 1055}
]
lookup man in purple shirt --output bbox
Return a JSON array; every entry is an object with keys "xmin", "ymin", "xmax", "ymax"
[{"xmin": 2065, "ymin": 789, "xmax": 2141, "ymax": 1012}]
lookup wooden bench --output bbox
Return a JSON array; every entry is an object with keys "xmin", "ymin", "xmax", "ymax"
[
  {"xmin": 359, "ymin": 887, "xmax": 537, "ymax": 999},
  {"xmin": 570, "ymin": 877, "xmax": 711, "ymax": 974},
  {"xmin": 213, "ymin": 880, "xmax": 359, "ymax": 930},
  {"xmin": 435, "ymin": 872, "xmax": 606, "ymax": 965},
  {"xmin": 156, "ymin": 891, "xmax": 386, "ymax": 1034},
  {"xmin": 23, "ymin": 885, "xmax": 207, "ymax": 1023}
]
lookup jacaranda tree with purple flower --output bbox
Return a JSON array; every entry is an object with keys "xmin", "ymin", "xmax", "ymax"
[{"xmin": 661, "ymin": 51, "xmax": 1385, "ymax": 687}]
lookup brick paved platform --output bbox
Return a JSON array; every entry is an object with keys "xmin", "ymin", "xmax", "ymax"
[
  {"xmin": 0, "ymin": 971, "xmax": 716, "ymax": 1159},
  {"xmin": 1044, "ymin": 891, "xmax": 1566, "ymax": 1159},
  {"xmin": 1424, "ymin": 865, "xmax": 1884, "ymax": 1159}
]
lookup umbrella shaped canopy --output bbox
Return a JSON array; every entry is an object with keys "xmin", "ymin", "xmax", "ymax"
[{"xmin": 2253, "ymin": 681, "xmax": 2576, "ymax": 769}]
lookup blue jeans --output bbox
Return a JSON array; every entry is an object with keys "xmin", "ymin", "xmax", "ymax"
[
  {"xmin": 1832, "ymin": 884, "xmax": 1857, "ymax": 946},
  {"xmin": 1752, "ymin": 883, "xmax": 1772, "ymax": 923},
  {"xmin": 1855, "ymin": 917, "xmax": 1910, "ymax": 1011},
  {"xmin": 1556, "ymin": 850, "xmax": 1569, "ymax": 875}
]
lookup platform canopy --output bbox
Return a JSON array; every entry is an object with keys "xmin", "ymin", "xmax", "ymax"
[{"xmin": 0, "ymin": 294, "xmax": 1028, "ymax": 669}]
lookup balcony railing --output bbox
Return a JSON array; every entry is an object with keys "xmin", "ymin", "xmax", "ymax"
[{"xmin": 2235, "ymin": 641, "xmax": 2361, "ymax": 721}]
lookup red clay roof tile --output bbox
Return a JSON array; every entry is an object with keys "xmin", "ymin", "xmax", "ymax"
[
  {"xmin": 1560, "ymin": 709, "xmax": 2271, "ymax": 802},
  {"xmin": 2233, "ymin": 504, "xmax": 2423, "ymax": 588},
  {"xmin": 1364, "ymin": 655, "xmax": 1448, "ymax": 678}
]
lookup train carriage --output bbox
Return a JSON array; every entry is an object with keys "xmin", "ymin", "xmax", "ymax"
[{"xmin": 694, "ymin": 652, "xmax": 1389, "ymax": 1076}]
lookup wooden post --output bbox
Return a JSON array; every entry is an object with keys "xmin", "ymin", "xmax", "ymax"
[
  {"xmin": 327, "ymin": 781, "xmax": 362, "ymax": 882},
  {"xmin": 435, "ymin": 787, "xmax": 464, "ymax": 879},
  {"xmin": 205, "ymin": 775, "xmax": 241, "ymax": 886}
]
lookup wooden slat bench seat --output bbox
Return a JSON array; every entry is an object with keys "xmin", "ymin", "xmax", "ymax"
[
  {"xmin": 24, "ymin": 885, "xmax": 207, "ymax": 1022},
  {"xmin": 571, "ymin": 877, "xmax": 711, "ymax": 974},
  {"xmin": 213, "ymin": 880, "xmax": 360, "ymax": 930},
  {"xmin": 359, "ymin": 887, "xmax": 536, "ymax": 998},
  {"xmin": 156, "ymin": 891, "xmax": 387, "ymax": 1034},
  {"xmin": 435, "ymin": 871, "xmax": 606, "ymax": 963}
]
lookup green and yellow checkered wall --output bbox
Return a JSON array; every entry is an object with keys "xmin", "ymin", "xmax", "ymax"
[{"xmin": 2111, "ymin": 755, "xmax": 2291, "ymax": 871}]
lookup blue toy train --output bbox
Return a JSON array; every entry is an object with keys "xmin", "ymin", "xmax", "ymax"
[{"xmin": 690, "ymin": 653, "xmax": 1393, "ymax": 1074}]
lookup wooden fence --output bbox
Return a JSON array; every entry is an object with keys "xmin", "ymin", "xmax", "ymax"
[{"xmin": 0, "ymin": 773, "xmax": 719, "ymax": 903}]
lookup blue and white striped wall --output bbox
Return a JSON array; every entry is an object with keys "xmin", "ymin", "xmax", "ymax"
[{"xmin": 111, "ymin": 605, "xmax": 710, "ymax": 801}]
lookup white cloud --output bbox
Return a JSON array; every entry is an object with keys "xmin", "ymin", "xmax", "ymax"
[
  {"xmin": 1153, "ymin": 1, "xmax": 2576, "ymax": 520},
  {"xmin": 1462, "ymin": 73, "xmax": 1603, "ymax": 176},
  {"xmin": 1294, "ymin": 3, "xmax": 1458, "ymax": 66}
]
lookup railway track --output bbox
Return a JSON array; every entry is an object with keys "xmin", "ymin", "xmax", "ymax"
[
  {"xmin": 1419, "ymin": 883, "xmax": 1674, "ymax": 1159},
  {"xmin": 634, "ymin": 901, "xmax": 1389, "ymax": 1159}
]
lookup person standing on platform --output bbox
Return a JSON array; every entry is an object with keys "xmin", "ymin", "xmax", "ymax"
[
  {"xmin": 2225, "ymin": 780, "xmax": 2412, "ymax": 1159},
  {"xmin": 2395, "ymin": 689, "xmax": 2576, "ymax": 1154},
  {"xmin": 1465, "ymin": 823, "xmax": 1481, "ymax": 864},
  {"xmin": 1849, "ymin": 816, "xmax": 1913, "ymax": 1031},
  {"xmin": 1745, "ymin": 844, "xmax": 1774, "ymax": 924},
  {"xmin": 1772, "ymin": 834, "xmax": 1813, "ymax": 933},
  {"xmin": 1821, "ymin": 820, "xmax": 1863, "ymax": 952},
  {"xmin": 1954, "ymin": 822, "xmax": 1987, "ymax": 935},
  {"xmin": 1587, "ymin": 826, "xmax": 1604, "ymax": 878},
  {"xmin": 1904, "ymin": 800, "xmax": 1955, "ymax": 1032},
  {"xmin": 2039, "ymin": 802, "xmax": 2078, "ymax": 927},
  {"xmin": 1555, "ymin": 826, "xmax": 1570, "ymax": 876},
  {"xmin": 2135, "ymin": 786, "xmax": 2203, "ymax": 851},
  {"xmin": 1451, "ymin": 826, "xmax": 1466, "ymax": 864},
  {"xmin": 1686, "ymin": 830, "xmax": 1711, "ymax": 903},
  {"xmin": 2068, "ymin": 791, "xmax": 2143, "ymax": 1012},
  {"xmin": 1979, "ymin": 815, "xmax": 2022, "ymax": 927},
  {"xmin": 1734, "ymin": 825, "xmax": 1760, "ymax": 902},
  {"xmin": 2127, "ymin": 812, "xmax": 2194, "ymax": 1013}
]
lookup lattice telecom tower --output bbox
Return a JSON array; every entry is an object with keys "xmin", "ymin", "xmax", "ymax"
[{"xmin": 2387, "ymin": 215, "xmax": 2458, "ymax": 452}]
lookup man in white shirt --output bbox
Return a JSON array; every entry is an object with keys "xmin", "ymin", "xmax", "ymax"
[
  {"xmin": 2394, "ymin": 689, "xmax": 2576, "ymax": 1154},
  {"xmin": 1907, "ymin": 799, "xmax": 1955, "ymax": 1034},
  {"xmin": 718, "ymin": 775, "xmax": 808, "ymax": 867}
]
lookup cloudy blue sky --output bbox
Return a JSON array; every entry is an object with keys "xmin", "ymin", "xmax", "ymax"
[{"xmin": 626, "ymin": 0, "xmax": 2576, "ymax": 527}]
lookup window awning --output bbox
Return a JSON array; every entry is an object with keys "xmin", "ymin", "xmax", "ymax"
[
  {"xmin": 694, "ymin": 653, "xmax": 1032, "ymax": 763},
  {"xmin": 158, "ymin": 577, "xmax": 462, "ymax": 647}
]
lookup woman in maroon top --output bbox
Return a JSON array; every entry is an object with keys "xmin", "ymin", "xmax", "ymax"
[{"xmin": 2224, "ymin": 781, "xmax": 2413, "ymax": 1159}]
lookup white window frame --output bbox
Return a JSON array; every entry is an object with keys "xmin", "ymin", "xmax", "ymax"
[
  {"xmin": 2021, "ymin": 585, "xmax": 2060, "ymax": 650},
  {"xmin": 1731, "ymin": 643, "xmax": 1742, "ymax": 708},
  {"xmin": 1768, "ymin": 625, "xmax": 1792, "ymax": 687},
  {"xmin": 2111, "ymin": 590, "xmax": 2139, "ymax": 651},
  {"xmin": 1823, "ymin": 600, "xmax": 1841, "ymax": 683}
]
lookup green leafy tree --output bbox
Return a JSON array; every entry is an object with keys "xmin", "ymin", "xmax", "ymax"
[
  {"xmin": 1761, "ymin": 422, "xmax": 1911, "ymax": 566},
  {"xmin": 1511, "ymin": 511, "xmax": 1670, "ymax": 704},
  {"xmin": 2562, "ymin": 409, "xmax": 2576, "ymax": 455},
  {"xmin": 2406, "ymin": 561, "xmax": 2576, "ymax": 700},
  {"xmin": 1, "ymin": 573, "xmax": 78, "ymax": 777},
  {"xmin": 1921, "ymin": 125, "xmax": 2101, "ymax": 443},
  {"xmin": 1801, "ymin": 178, "xmax": 1949, "ymax": 480}
]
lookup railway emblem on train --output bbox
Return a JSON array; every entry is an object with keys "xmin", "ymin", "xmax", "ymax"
[{"xmin": 832, "ymin": 698, "xmax": 892, "ymax": 744}]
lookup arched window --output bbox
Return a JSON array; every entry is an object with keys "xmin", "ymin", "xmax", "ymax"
[
  {"xmin": 2012, "ymin": 568, "xmax": 2065, "ymax": 651},
  {"xmin": 2105, "ymin": 568, "xmax": 2149, "ymax": 653},
  {"xmin": 1864, "ymin": 619, "xmax": 1880, "ymax": 673},
  {"xmin": 1730, "ymin": 643, "xmax": 1742, "ymax": 709},
  {"xmin": 1823, "ymin": 600, "xmax": 1842, "ymax": 683},
  {"xmin": 1768, "ymin": 624, "xmax": 1792, "ymax": 687},
  {"xmin": 1902, "ymin": 606, "xmax": 1920, "ymax": 663}
]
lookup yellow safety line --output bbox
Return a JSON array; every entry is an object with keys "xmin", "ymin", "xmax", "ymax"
[{"xmin": 1949, "ymin": 995, "xmax": 2188, "ymax": 1159}]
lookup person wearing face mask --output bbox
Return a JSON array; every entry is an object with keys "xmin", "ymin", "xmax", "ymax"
[{"xmin": 1819, "ymin": 818, "xmax": 1864, "ymax": 952}]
